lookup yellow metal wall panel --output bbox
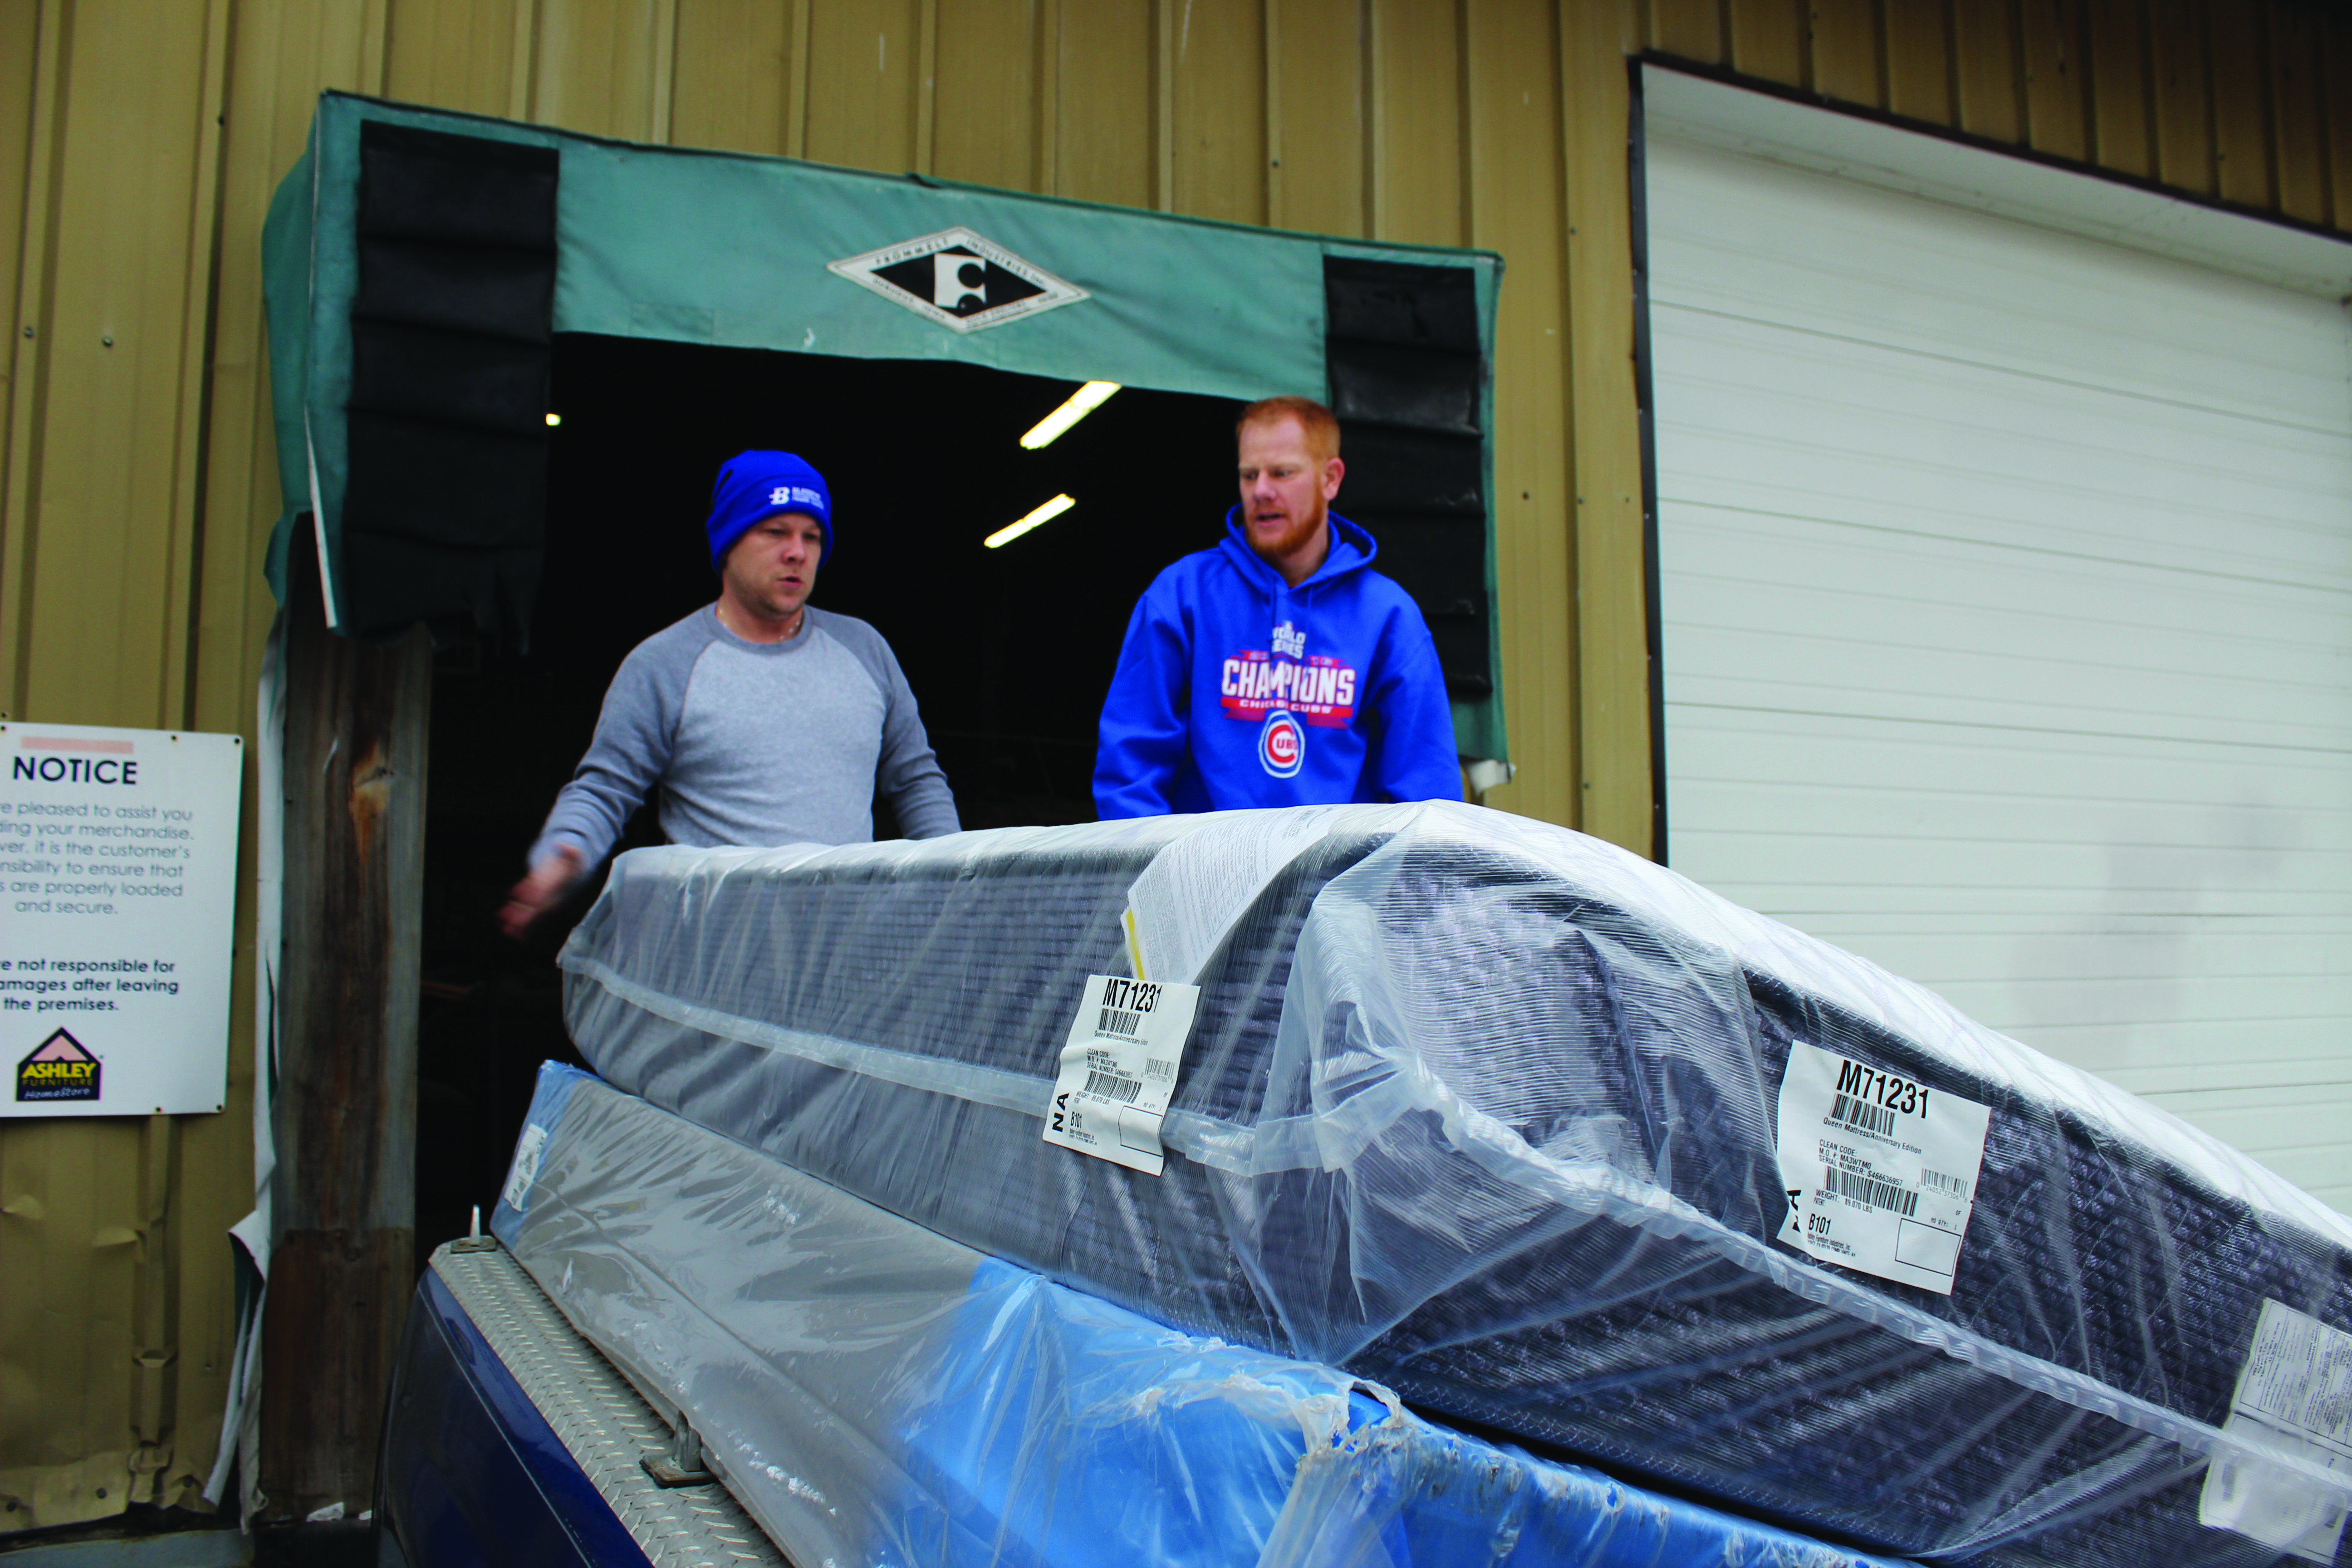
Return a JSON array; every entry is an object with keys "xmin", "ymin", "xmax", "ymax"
[
  {"xmin": 1810, "ymin": 0, "xmax": 1885, "ymax": 109},
  {"xmin": 1882, "ymin": 0, "xmax": 1953, "ymax": 127},
  {"xmin": 803, "ymin": 0, "xmax": 922, "ymax": 174},
  {"xmin": 1952, "ymin": 0, "xmax": 2022, "ymax": 141},
  {"xmin": 10, "ymin": 0, "xmax": 213, "ymax": 729},
  {"xmin": 0, "ymin": 0, "xmax": 44, "ymax": 669},
  {"xmin": 2084, "ymin": 0, "xmax": 2152, "ymax": 177},
  {"xmin": 385, "ymin": 0, "xmax": 521, "ymax": 116},
  {"xmin": 1725, "ymin": 0, "xmax": 1806, "ymax": 89},
  {"xmin": 5, "ymin": 5, "xmax": 95, "ymax": 724},
  {"xmin": 1560, "ymin": 0, "xmax": 1650, "ymax": 850},
  {"xmin": 2329, "ymin": 17, "xmax": 2352, "ymax": 232},
  {"xmin": 1, "ymin": 1117, "xmax": 144, "ymax": 1531},
  {"xmin": 1644, "ymin": 0, "xmax": 1722, "ymax": 62},
  {"xmin": 1369, "ymin": 0, "xmax": 1466, "ymax": 246},
  {"xmin": 2020, "ymin": 0, "xmax": 2090, "ymax": 162},
  {"xmin": 933, "ymin": 0, "xmax": 1041, "ymax": 190},
  {"xmin": 1270, "ymin": 0, "xmax": 1365, "ymax": 237},
  {"xmin": 671, "ymin": 0, "xmax": 795, "ymax": 156},
  {"xmin": 124, "ymin": 1117, "xmax": 177, "ymax": 1506},
  {"xmin": 534, "ymin": 0, "xmax": 669, "ymax": 141},
  {"xmin": 2207, "ymin": 2, "xmax": 2272, "ymax": 209},
  {"xmin": 1169, "ymin": 0, "xmax": 1269, "ymax": 227},
  {"xmin": 1463, "ymin": 0, "xmax": 1575, "ymax": 829},
  {"xmin": 2148, "ymin": 0, "xmax": 2214, "ymax": 194},
  {"xmin": 2269, "ymin": 2, "xmax": 2330, "ymax": 227},
  {"xmin": 1051, "ymin": 0, "xmax": 1152, "ymax": 207}
]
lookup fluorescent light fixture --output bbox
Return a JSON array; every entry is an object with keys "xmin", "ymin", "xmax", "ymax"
[
  {"xmin": 544, "ymin": 412, "xmax": 563, "ymax": 426},
  {"xmin": 1019, "ymin": 381, "xmax": 1119, "ymax": 449},
  {"xmin": 985, "ymin": 494, "xmax": 1075, "ymax": 549}
]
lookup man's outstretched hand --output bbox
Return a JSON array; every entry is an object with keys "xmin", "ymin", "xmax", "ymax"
[{"xmin": 500, "ymin": 845, "xmax": 583, "ymax": 940}]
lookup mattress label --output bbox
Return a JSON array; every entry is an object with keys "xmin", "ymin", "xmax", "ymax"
[
  {"xmin": 1122, "ymin": 808, "xmax": 1340, "ymax": 983},
  {"xmin": 2199, "ymin": 1299, "xmax": 2352, "ymax": 1562},
  {"xmin": 1041, "ymin": 974, "xmax": 1202, "ymax": 1177},
  {"xmin": 500, "ymin": 1121, "xmax": 549, "ymax": 1214},
  {"xmin": 1774, "ymin": 1040, "xmax": 1990, "ymax": 1295}
]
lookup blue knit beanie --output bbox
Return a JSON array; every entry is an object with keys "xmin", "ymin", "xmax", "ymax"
[{"xmin": 707, "ymin": 451, "xmax": 832, "ymax": 570}]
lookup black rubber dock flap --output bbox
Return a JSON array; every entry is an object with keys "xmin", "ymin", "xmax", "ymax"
[
  {"xmin": 1324, "ymin": 256, "xmax": 1491, "ymax": 701},
  {"xmin": 345, "ymin": 121, "xmax": 559, "ymax": 647}
]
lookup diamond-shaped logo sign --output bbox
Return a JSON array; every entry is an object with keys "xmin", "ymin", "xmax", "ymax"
[{"xmin": 827, "ymin": 227, "xmax": 1088, "ymax": 334}]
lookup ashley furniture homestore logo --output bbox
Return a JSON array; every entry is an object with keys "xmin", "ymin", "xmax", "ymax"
[{"xmin": 18, "ymin": 1028, "xmax": 99, "ymax": 1102}]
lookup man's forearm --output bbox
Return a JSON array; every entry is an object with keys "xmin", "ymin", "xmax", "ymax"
[
  {"xmin": 887, "ymin": 768, "xmax": 960, "ymax": 838},
  {"xmin": 528, "ymin": 775, "xmax": 637, "ymax": 871}
]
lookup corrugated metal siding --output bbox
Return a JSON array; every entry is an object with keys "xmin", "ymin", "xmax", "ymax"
[{"xmin": 0, "ymin": 0, "xmax": 2343, "ymax": 1529}]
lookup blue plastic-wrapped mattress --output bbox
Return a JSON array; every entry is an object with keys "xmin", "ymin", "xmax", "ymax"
[
  {"xmin": 557, "ymin": 802, "xmax": 2352, "ymax": 1566},
  {"xmin": 493, "ymin": 1058, "xmax": 1915, "ymax": 1568}
]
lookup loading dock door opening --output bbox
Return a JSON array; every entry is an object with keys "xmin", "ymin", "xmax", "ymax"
[{"xmin": 416, "ymin": 338, "xmax": 1243, "ymax": 1252}]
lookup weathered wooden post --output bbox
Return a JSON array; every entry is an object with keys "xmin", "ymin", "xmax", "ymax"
[{"xmin": 259, "ymin": 542, "xmax": 429, "ymax": 1519}]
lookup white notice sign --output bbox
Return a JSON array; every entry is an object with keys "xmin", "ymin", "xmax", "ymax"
[
  {"xmin": 1041, "ymin": 975, "xmax": 1201, "ymax": 1176},
  {"xmin": 1, "ymin": 722, "xmax": 243, "ymax": 1117},
  {"xmin": 1774, "ymin": 1040, "xmax": 1991, "ymax": 1295}
]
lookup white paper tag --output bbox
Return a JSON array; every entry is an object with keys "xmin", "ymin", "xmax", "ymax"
[
  {"xmin": 501, "ymin": 1122, "xmax": 549, "ymax": 1213},
  {"xmin": 1041, "ymin": 975, "xmax": 1202, "ymax": 1176},
  {"xmin": 1774, "ymin": 1041, "xmax": 1991, "ymax": 1295},
  {"xmin": 2199, "ymin": 1299, "xmax": 2352, "ymax": 1561},
  {"xmin": 1122, "ymin": 808, "xmax": 1339, "ymax": 983}
]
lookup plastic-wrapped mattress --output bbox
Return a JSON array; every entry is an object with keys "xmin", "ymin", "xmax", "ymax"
[
  {"xmin": 558, "ymin": 801, "xmax": 2352, "ymax": 1566},
  {"xmin": 493, "ymin": 1059, "xmax": 1917, "ymax": 1568}
]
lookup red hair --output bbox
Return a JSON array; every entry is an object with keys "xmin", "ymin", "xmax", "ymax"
[{"xmin": 1235, "ymin": 396, "xmax": 1340, "ymax": 462}]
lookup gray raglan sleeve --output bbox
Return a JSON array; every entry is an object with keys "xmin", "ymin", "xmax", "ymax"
[
  {"xmin": 526, "ymin": 634, "xmax": 696, "ymax": 870},
  {"xmin": 830, "ymin": 617, "xmax": 960, "ymax": 839}
]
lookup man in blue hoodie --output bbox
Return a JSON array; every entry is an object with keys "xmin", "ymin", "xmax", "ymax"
[{"xmin": 1093, "ymin": 397, "xmax": 1460, "ymax": 817}]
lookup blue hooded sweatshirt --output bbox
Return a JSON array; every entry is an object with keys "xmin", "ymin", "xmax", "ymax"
[{"xmin": 1093, "ymin": 508, "xmax": 1460, "ymax": 816}]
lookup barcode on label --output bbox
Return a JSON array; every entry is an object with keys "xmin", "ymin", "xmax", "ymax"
[
  {"xmin": 1920, "ymin": 1169, "xmax": 1969, "ymax": 1201},
  {"xmin": 1825, "ymin": 1164, "xmax": 1920, "ymax": 1217},
  {"xmin": 1830, "ymin": 1092, "xmax": 1896, "ymax": 1137},
  {"xmin": 1084, "ymin": 1069, "xmax": 1144, "ymax": 1104},
  {"xmin": 1097, "ymin": 1007, "xmax": 1142, "ymax": 1038}
]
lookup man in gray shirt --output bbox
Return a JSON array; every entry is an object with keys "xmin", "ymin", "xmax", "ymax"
[{"xmin": 500, "ymin": 450, "xmax": 958, "ymax": 937}]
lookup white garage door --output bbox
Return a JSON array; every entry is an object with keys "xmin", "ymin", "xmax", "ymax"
[{"xmin": 1646, "ymin": 75, "xmax": 2352, "ymax": 1208}]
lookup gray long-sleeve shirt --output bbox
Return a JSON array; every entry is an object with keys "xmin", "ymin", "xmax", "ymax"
[{"xmin": 529, "ymin": 604, "xmax": 959, "ymax": 868}]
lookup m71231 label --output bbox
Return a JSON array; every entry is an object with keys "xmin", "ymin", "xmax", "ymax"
[
  {"xmin": 1041, "ymin": 975, "xmax": 1201, "ymax": 1177},
  {"xmin": 1775, "ymin": 1040, "xmax": 1992, "ymax": 1295}
]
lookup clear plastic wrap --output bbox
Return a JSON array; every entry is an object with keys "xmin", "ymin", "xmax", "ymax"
[
  {"xmin": 559, "ymin": 801, "xmax": 2352, "ymax": 1566},
  {"xmin": 493, "ymin": 1061, "xmax": 1915, "ymax": 1568}
]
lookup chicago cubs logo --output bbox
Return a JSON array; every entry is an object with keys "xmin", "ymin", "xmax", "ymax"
[{"xmin": 1259, "ymin": 710, "xmax": 1304, "ymax": 778}]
